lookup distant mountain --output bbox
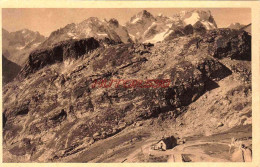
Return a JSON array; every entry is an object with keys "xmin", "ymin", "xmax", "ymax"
[
  {"xmin": 40, "ymin": 17, "xmax": 132, "ymax": 48},
  {"xmin": 228, "ymin": 23, "xmax": 251, "ymax": 35},
  {"xmin": 40, "ymin": 9, "xmax": 218, "ymax": 47},
  {"xmin": 125, "ymin": 9, "xmax": 218, "ymax": 43},
  {"xmin": 2, "ymin": 28, "xmax": 46, "ymax": 66},
  {"xmin": 2, "ymin": 54, "xmax": 21, "ymax": 85},
  {"xmin": 240, "ymin": 23, "xmax": 251, "ymax": 35},
  {"xmin": 175, "ymin": 9, "xmax": 217, "ymax": 29},
  {"xmin": 228, "ymin": 23, "xmax": 246, "ymax": 30},
  {"xmin": 125, "ymin": 10, "xmax": 158, "ymax": 42}
]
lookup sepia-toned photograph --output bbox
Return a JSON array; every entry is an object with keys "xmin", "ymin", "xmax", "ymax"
[{"xmin": 2, "ymin": 8, "xmax": 252, "ymax": 163}]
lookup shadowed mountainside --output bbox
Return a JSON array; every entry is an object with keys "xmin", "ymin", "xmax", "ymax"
[{"xmin": 2, "ymin": 55, "xmax": 21, "ymax": 85}]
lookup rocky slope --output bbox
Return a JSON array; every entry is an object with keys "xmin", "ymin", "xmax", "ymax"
[
  {"xmin": 2, "ymin": 26, "xmax": 251, "ymax": 162},
  {"xmin": 2, "ymin": 28, "xmax": 46, "ymax": 66}
]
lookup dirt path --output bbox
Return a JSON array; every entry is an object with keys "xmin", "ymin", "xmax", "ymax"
[
  {"xmin": 122, "ymin": 139, "xmax": 155, "ymax": 162},
  {"xmin": 124, "ymin": 140, "xmax": 230, "ymax": 162}
]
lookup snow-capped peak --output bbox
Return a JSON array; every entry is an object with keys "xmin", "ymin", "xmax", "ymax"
[
  {"xmin": 136, "ymin": 10, "xmax": 154, "ymax": 19},
  {"xmin": 129, "ymin": 10, "xmax": 155, "ymax": 24},
  {"xmin": 108, "ymin": 18, "xmax": 119, "ymax": 28},
  {"xmin": 184, "ymin": 12, "xmax": 200, "ymax": 25},
  {"xmin": 179, "ymin": 10, "xmax": 217, "ymax": 30}
]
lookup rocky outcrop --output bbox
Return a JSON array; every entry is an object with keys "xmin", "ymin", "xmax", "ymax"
[
  {"xmin": 205, "ymin": 29, "xmax": 251, "ymax": 60},
  {"xmin": 19, "ymin": 38, "xmax": 100, "ymax": 78}
]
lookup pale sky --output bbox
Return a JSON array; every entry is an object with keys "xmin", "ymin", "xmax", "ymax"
[{"xmin": 2, "ymin": 8, "xmax": 251, "ymax": 37}]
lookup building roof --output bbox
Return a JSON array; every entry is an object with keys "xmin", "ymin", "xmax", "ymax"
[{"xmin": 156, "ymin": 136, "xmax": 177, "ymax": 146}]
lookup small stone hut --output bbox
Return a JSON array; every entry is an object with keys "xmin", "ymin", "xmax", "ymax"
[{"xmin": 151, "ymin": 136, "xmax": 177, "ymax": 151}]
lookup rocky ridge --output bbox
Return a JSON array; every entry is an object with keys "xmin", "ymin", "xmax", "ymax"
[{"xmin": 39, "ymin": 17, "xmax": 132, "ymax": 49}]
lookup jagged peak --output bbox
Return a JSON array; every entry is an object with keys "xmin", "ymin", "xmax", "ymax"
[
  {"xmin": 176, "ymin": 9, "xmax": 212, "ymax": 19},
  {"xmin": 84, "ymin": 17, "xmax": 101, "ymax": 23},
  {"xmin": 79, "ymin": 17, "xmax": 102, "ymax": 27},
  {"xmin": 6, "ymin": 28, "xmax": 45, "ymax": 38},
  {"xmin": 129, "ymin": 10, "xmax": 155, "ymax": 24},
  {"xmin": 108, "ymin": 18, "xmax": 119, "ymax": 27},
  {"xmin": 155, "ymin": 13, "xmax": 170, "ymax": 22},
  {"xmin": 136, "ymin": 10, "xmax": 154, "ymax": 19},
  {"xmin": 193, "ymin": 9, "xmax": 212, "ymax": 15},
  {"xmin": 177, "ymin": 9, "xmax": 217, "ymax": 29},
  {"xmin": 64, "ymin": 23, "xmax": 76, "ymax": 29}
]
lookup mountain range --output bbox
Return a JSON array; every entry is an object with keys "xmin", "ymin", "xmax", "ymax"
[
  {"xmin": 2, "ymin": 9, "xmax": 220, "ymax": 84},
  {"xmin": 39, "ymin": 9, "xmax": 218, "ymax": 48},
  {"xmin": 2, "ymin": 28, "xmax": 46, "ymax": 66},
  {"xmin": 2, "ymin": 28, "xmax": 46, "ymax": 84},
  {"xmin": 3, "ymin": 9, "xmax": 251, "ymax": 64}
]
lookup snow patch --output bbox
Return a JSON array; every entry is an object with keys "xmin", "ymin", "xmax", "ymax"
[
  {"xmin": 85, "ymin": 27, "xmax": 92, "ymax": 35},
  {"xmin": 131, "ymin": 17, "xmax": 141, "ymax": 24},
  {"xmin": 96, "ymin": 33, "xmax": 108, "ymax": 37},
  {"xmin": 201, "ymin": 21, "xmax": 216, "ymax": 30},
  {"xmin": 144, "ymin": 29, "xmax": 168, "ymax": 43},
  {"xmin": 143, "ymin": 22, "xmax": 157, "ymax": 35},
  {"xmin": 33, "ymin": 42, "xmax": 41, "ymax": 47},
  {"xmin": 17, "ymin": 45, "xmax": 25, "ymax": 50},
  {"xmin": 22, "ymin": 30, "xmax": 27, "ymax": 34},
  {"xmin": 184, "ymin": 12, "xmax": 200, "ymax": 26},
  {"xmin": 67, "ymin": 32, "xmax": 78, "ymax": 39},
  {"xmin": 129, "ymin": 33, "xmax": 136, "ymax": 41},
  {"xmin": 163, "ymin": 29, "xmax": 173, "ymax": 38},
  {"xmin": 67, "ymin": 32, "xmax": 75, "ymax": 37}
]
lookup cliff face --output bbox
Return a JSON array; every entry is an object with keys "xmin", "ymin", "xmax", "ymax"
[
  {"xmin": 19, "ymin": 38, "xmax": 100, "ymax": 78},
  {"xmin": 3, "ymin": 28, "xmax": 251, "ymax": 162}
]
